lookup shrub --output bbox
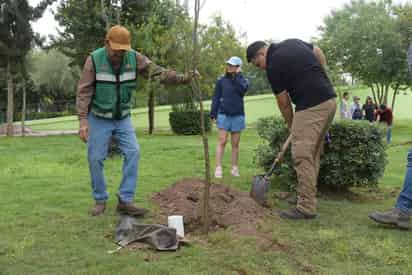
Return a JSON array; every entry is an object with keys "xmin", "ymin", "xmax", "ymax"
[
  {"xmin": 254, "ymin": 117, "xmax": 387, "ymax": 189},
  {"xmin": 169, "ymin": 110, "xmax": 211, "ymax": 135},
  {"xmin": 15, "ymin": 111, "xmax": 74, "ymax": 121}
]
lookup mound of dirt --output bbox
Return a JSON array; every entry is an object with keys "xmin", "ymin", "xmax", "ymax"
[{"xmin": 151, "ymin": 178, "xmax": 269, "ymax": 235}]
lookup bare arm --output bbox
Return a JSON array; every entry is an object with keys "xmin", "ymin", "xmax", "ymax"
[
  {"xmin": 313, "ymin": 46, "xmax": 327, "ymax": 67},
  {"xmin": 276, "ymin": 90, "xmax": 294, "ymax": 129}
]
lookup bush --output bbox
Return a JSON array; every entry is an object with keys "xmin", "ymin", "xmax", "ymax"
[
  {"xmin": 169, "ymin": 110, "xmax": 211, "ymax": 135},
  {"xmin": 254, "ymin": 117, "xmax": 387, "ymax": 189}
]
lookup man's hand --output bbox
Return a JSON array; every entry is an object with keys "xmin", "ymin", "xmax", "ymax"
[
  {"xmin": 184, "ymin": 70, "xmax": 201, "ymax": 83},
  {"xmin": 275, "ymin": 91, "xmax": 294, "ymax": 130},
  {"xmin": 79, "ymin": 119, "xmax": 89, "ymax": 143}
]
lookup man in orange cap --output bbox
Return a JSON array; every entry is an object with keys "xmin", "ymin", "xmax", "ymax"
[{"xmin": 76, "ymin": 25, "xmax": 199, "ymax": 216}]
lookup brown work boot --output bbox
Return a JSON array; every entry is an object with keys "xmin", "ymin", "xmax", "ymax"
[
  {"xmin": 280, "ymin": 208, "xmax": 317, "ymax": 220},
  {"xmin": 116, "ymin": 194, "xmax": 148, "ymax": 217},
  {"xmin": 89, "ymin": 202, "xmax": 106, "ymax": 216},
  {"xmin": 368, "ymin": 208, "xmax": 411, "ymax": 230}
]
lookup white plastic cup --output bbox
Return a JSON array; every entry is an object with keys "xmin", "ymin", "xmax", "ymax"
[{"xmin": 168, "ymin": 215, "xmax": 184, "ymax": 238}]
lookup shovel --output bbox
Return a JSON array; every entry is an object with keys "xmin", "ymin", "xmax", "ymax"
[{"xmin": 250, "ymin": 135, "xmax": 292, "ymax": 206}]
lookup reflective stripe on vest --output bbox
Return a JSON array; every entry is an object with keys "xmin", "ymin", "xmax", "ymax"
[
  {"xmin": 96, "ymin": 71, "xmax": 136, "ymax": 83},
  {"xmin": 96, "ymin": 72, "xmax": 117, "ymax": 82},
  {"xmin": 119, "ymin": 71, "xmax": 136, "ymax": 82}
]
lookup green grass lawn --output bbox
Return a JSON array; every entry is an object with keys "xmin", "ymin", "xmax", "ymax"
[{"xmin": 1, "ymin": 117, "xmax": 412, "ymax": 274}]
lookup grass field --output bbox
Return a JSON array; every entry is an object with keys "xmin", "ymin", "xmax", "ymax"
[
  {"xmin": 2, "ymin": 118, "xmax": 412, "ymax": 274},
  {"xmin": 1, "ymin": 87, "xmax": 412, "ymax": 274}
]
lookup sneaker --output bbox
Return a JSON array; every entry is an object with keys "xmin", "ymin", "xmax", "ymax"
[
  {"xmin": 89, "ymin": 202, "xmax": 106, "ymax": 216},
  {"xmin": 368, "ymin": 208, "xmax": 411, "ymax": 229},
  {"xmin": 231, "ymin": 166, "xmax": 240, "ymax": 177},
  {"xmin": 279, "ymin": 208, "xmax": 317, "ymax": 220},
  {"xmin": 116, "ymin": 194, "xmax": 148, "ymax": 217},
  {"xmin": 214, "ymin": 166, "xmax": 223, "ymax": 178}
]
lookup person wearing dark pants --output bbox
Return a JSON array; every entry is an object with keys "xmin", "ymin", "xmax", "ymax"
[
  {"xmin": 210, "ymin": 56, "xmax": 249, "ymax": 178},
  {"xmin": 247, "ymin": 39, "xmax": 336, "ymax": 220},
  {"xmin": 368, "ymin": 43, "xmax": 412, "ymax": 229},
  {"xmin": 77, "ymin": 25, "xmax": 198, "ymax": 216}
]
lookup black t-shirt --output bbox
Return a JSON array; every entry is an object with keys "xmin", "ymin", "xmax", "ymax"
[
  {"xmin": 362, "ymin": 103, "xmax": 377, "ymax": 122},
  {"xmin": 266, "ymin": 39, "xmax": 336, "ymax": 111}
]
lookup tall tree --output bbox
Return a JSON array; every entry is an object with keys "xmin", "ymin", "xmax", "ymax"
[
  {"xmin": 30, "ymin": 49, "xmax": 80, "ymax": 111},
  {"xmin": 52, "ymin": 0, "xmax": 162, "ymax": 68},
  {"xmin": 0, "ymin": 0, "xmax": 55, "ymax": 136},
  {"xmin": 318, "ymin": 0, "xmax": 410, "ymax": 110},
  {"xmin": 129, "ymin": 0, "xmax": 190, "ymax": 134}
]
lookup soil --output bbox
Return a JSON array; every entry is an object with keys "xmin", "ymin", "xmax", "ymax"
[{"xmin": 151, "ymin": 178, "xmax": 270, "ymax": 235}]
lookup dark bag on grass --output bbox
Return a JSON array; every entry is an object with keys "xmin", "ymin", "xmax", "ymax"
[{"xmin": 115, "ymin": 215, "xmax": 179, "ymax": 251}]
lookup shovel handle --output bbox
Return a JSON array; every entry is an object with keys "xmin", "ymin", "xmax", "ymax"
[{"xmin": 265, "ymin": 135, "xmax": 292, "ymax": 177}]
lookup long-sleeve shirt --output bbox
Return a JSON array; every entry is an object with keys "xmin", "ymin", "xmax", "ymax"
[
  {"xmin": 210, "ymin": 73, "xmax": 249, "ymax": 119},
  {"xmin": 376, "ymin": 108, "xmax": 393, "ymax": 126},
  {"xmin": 350, "ymin": 102, "xmax": 362, "ymax": 119},
  {"xmin": 340, "ymin": 99, "xmax": 351, "ymax": 119},
  {"xmin": 76, "ymin": 50, "xmax": 188, "ymax": 123}
]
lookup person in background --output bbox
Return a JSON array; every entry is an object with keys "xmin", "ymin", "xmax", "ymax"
[
  {"xmin": 210, "ymin": 56, "xmax": 249, "ymax": 178},
  {"xmin": 340, "ymin": 92, "xmax": 351, "ymax": 119},
  {"xmin": 362, "ymin": 96, "xmax": 377, "ymax": 122},
  {"xmin": 376, "ymin": 104, "xmax": 393, "ymax": 144},
  {"xmin": 350, "ymin": 96, "xmax": 363, "ymax": 120},
  {"xmin": 368, "ymin": 43, "xmax": 412, "ymax": 229}
]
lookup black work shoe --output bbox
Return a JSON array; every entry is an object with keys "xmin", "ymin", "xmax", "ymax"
[
  {"xmin": 89, "ymin": 202, "xmax": 106, "ymax": 216},
  {"xmin": 116, "ymin": 194, "xmax": 148, "ymax": 217},
  {"xmin": 368, "ymin": 208, "xmax": 411, "ymax": 230},
  {"xmin": 280, "ymin": 208, "xmax": 317, "ymax": 220}
]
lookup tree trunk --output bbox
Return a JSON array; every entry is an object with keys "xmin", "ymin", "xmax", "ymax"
[
  {"xmin": 383, "ymin": 84, "xmax": 389, "ymax": 105},
  {"xmin": 191, "ymin": 0, "xmax": 211, "ymax": 235},
  {"xmin": 370, "ymin": 85, "xmax": 378, "ymax": 104},
  {"xmin": 391, "ymin": 85, "xmax": 399, "ymax": 112},
  {"xmin": 148, "ymin": 86, "xmax": 155, "ymax": 135},
  {"xmin": 21, "ymin": 78, "xmax": 26, "ymax": 137},
  {"xmin": 6, "ymin": 60, "xmax": 14, "ymax": 137}
]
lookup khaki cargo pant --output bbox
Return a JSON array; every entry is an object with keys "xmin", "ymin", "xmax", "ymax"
[{"xmin": 291, "ymin": 98, "xmax": 336, "ymax": 215}]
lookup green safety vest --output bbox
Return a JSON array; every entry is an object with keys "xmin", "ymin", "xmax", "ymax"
[{"xmin": 90, "ymin": 47, "xmax": 137, "ymax": 119}]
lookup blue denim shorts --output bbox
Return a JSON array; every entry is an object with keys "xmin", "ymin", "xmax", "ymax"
[{"xmin": 216, "ymin": 114, "xmax": 245, "ymax": 132}]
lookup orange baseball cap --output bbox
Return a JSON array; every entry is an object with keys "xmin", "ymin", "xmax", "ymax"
[{"xmin": 106, "ymin": 25, "xmax": 131, "ymax": 51}]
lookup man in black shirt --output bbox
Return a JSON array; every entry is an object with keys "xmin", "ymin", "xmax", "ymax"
[{"xmin": 247, "ymin": 39, "xmax": 337, "ymax": 220}]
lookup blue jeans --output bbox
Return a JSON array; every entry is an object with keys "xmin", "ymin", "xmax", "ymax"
[
  {"xmin": 395, "ymin": 148, "xmax": 412, "ymax": 213},
  {"xmin": 87, "ymin": 113, "xmax": 140, "ymax": 203},
  {"xmin": 386, "ymin": 125, "xmax": 392, "ymax": 144}
]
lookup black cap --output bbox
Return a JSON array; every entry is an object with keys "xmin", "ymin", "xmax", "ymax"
[{"xmin": 246, "ymin": 41, "xmax": 267, "ymax": 62}]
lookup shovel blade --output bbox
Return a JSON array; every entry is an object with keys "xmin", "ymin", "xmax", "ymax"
[{"xmin": 250, "ymin": 175, "xmax": 270, "ymax": 206}]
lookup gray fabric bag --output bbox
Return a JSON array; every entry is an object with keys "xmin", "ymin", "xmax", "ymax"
[{"xmin": 115, "ymin": 215, "xmax": 179, "ymax": 251}]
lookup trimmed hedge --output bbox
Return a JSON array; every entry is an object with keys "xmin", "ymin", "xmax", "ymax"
[
  {"xmin": 254, "ymin": 117, "xmax": 387, "ymax": 189},
  {"xmin": 169, "ymin": 110, "xmax": 211, "ymax": 135},
  {"xmin": 15, "ymin": 111, "xmax": 74, "ymax": 121}
]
